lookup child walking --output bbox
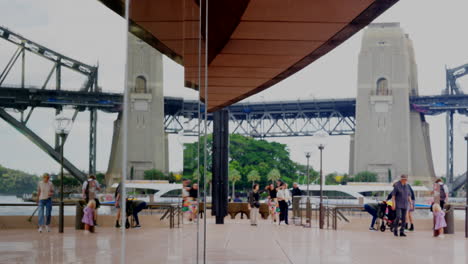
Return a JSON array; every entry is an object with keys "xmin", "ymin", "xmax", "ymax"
[
  {"xmin": 82, "ymin": 200, "xmax": 97, "ymax": 233},
  {"xmin": 433, "ymin": 203, "xmax": 446, "ymax": 238}
]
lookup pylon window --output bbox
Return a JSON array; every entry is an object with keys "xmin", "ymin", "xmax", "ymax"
[
  {"xmin": 135, "ymin": 76, "xmax": 147, "ymax": 93},
  {"xmin": 376, "ymin": 78, "xmax": 389, "ymax": 95}
]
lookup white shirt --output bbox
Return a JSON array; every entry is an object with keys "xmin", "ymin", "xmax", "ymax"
[
  {"xmin": 277, "ymin": 189, "xmax": 291, "ymax": 201},
  {"xmin": 82, "ymin": 179, "xmax": 100, "ymax": 200},
  {"xmin": 38, "ymin": 181, "xmax": 54, "ymax": 200}
]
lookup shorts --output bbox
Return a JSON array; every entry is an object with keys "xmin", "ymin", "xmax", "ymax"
[{"xmin": 408, "ymin": 201, "xmax": 415, "ymax": 212}]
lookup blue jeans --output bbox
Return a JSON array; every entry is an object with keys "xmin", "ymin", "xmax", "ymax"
[
  {"xmin": 364, "ymin": 204, "xmax": 377, "ymax": 227},
  {"xmin": 38, "ymin": 198, "xmax": 52, "ymax": 226},
  {"xmin": 132, "ymin": 202, "xmax": 147, "ymax": 225}
]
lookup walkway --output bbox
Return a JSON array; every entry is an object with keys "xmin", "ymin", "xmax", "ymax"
[{"xmin": 0, "ymin": 219, "xmax": 466, "ymax": 263}]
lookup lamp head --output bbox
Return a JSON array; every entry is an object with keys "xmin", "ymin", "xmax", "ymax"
[
  {"xmin": 313, "ymin": 131, "xmax": 329, "ymax": 149},
  {"xmin": 54, "ymin": 115, "xmax": 73, "ymax": 135}
]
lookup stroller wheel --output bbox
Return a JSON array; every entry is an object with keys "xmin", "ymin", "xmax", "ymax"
[
  {"xmin": 380, "ymin": 225, "xmax": 386, "ymax": 232},
  {"xmin": 390, "ymin": 226, "xmax": 394, "ymax": 233}
]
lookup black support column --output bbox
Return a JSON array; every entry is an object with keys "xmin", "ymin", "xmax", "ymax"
[{"xmin": 212, "ymin": 109, "xmax": 229, "ymax": 224}]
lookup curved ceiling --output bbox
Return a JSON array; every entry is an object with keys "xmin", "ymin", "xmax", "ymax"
[{"xmin": 100, "ymin": 0, "xmax": 399, "ymax": 112}]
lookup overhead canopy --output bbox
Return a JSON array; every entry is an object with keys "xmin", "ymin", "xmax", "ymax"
[{"xmin": 100, "ymin": 0, "xmax": 398, "ymax": 112}]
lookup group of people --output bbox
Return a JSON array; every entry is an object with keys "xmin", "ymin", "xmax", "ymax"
[
  {"xmin": 113, "ymin": 183, "xmax": 147, "ymax": 230},
  {"xmin": 36, "ymin": 173, "xmax": 148, "ymax": 234},
  {"xmin": 247, "ymin": 181, "xmax": 302, "ymax": 226},
  {"xmin": 364, "ymin": 175, "xmax": 448, "ymax": 238},
  {"xmin": 182, "ymin": 179, "xmax": 199, "ymax": 222},
  {"xmin": 36, "ymin": 173, "xmax": 102, "ymax": 233}
]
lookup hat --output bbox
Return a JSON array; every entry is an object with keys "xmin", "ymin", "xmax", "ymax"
[{"xmin": 400, "ymin": 174, "xmax": 408, "ymax": 180}]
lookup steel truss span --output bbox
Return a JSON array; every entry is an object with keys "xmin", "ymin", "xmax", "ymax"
[{"xmin": 0, "ymin": 25, "xmax": 98, "ymax": 181}]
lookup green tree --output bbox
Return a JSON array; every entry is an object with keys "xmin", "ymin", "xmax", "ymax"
[
  {"xmin": 353, "ymin": 171, "xmax": 378, "ymax": 182},
  {"xmin": 0, "ymin": 165, "xmax": 39, "ymax": 195},
  {"xmin": 144, "ymin": 169, "xmax": 166, "ymax": 180},
  {"xmin": 96, "ymin": 173, "xmax": 106, "ymax": 187},
  {"xmin": 247, "ymin": 170, "xmax": 260, "ymax": 185},
  {"xmin": 325, "ymin": 172, "xmax": 338, "ymax": 185},
  {"xmin": 229, "ymin": 167, "xmax": 241, "ymax": 197},
  {"xmin": 183, "ymin": 134, "xmax": 302, "ymax": 191},
  {"xmin": 267, "ymin": 168, "xmax": 281, "ymax": 184},
  {"xmin": 413, "ymin": 180, "xmax": 423, "ymax": 186}
]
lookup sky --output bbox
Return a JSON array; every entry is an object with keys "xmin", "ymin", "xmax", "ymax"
[{"xmin": 1, "ymin": 0, "xmax": 468, "ymax": 178}]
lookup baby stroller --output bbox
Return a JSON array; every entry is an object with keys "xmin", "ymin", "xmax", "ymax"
[{"xmin": 378, "ymin": 201, "xmax": 396, "ymax": 232}]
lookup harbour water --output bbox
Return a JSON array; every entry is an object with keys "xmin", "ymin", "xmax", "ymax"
[{"xmin": 0, "ymin": 195, "xmax": 112, "ymax": 216}]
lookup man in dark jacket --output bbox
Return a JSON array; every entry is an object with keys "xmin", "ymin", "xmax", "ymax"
[
  {"xmin": 291, "ymin": 183, "xmax": 302, "ymax": 196},
  {"xmin": 291, "ymin": 183, "xmax": 302, "ymax": 219},
  {"xmin": 391, "ymin": 174, "xmax": 412, "ymax": 237}
]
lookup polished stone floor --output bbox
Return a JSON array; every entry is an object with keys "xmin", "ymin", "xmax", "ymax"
[{"xmin": 0, "ymin": 218, "xmax": 466, "ymax": 264}]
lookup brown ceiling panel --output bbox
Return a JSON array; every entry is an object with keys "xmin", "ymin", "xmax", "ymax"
[
  {"xmin": 222, "ymin": 40, "xmax": 323, "ymax": 56},
  {"xmin": 242, "ymin": 0, "xmax": 375, "ymax": 23},
  {"xmin": 232, "ymin": 22, "xmax": 346, "ymax": 41},
  {"xmin": 99, "ymin": 0, "xmax": 399, "ymax": 112},
  {"xmin": 208, "ymin": 77, "xmax": 269, "ymax": 87},
  {"xmin": 210, "ymin": 54, "xmax": 302, "ymax": 68}
]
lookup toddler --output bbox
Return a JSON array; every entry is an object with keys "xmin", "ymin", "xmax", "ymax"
[
  {"xmin": 82, "ymin": 200, "xmax": 97, "ymax": 233},
  {"xmin": 433, "ymin": 203, "xmax": 446, "ymax": 238}
]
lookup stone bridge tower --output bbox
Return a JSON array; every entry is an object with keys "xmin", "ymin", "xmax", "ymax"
[
  {"xmin": 106, "ymin": 34, "xmax": 168, "ymax": 185},
  {"xmin": 350, "ymin": 23, "xmax": 435, "ymax": 184}
]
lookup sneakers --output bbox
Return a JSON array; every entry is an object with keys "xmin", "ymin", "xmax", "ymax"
[
  {"xmin": 369, "ymin": 227, "xmax": 378, "ymax": 231},
  {"xmin": 38, "ymin": 226, "xmax": 43, "ymax": 233},
  {"xmin": 399, "ymin": 232, "xmax": 407, "ymax": 237},
  {"xmin": 134, "ymin": 225, "xmax": 141, "ymax": 229},
  {"xmin": 45, "ymin": 226, "xmax": 50, "ymax": 232}
]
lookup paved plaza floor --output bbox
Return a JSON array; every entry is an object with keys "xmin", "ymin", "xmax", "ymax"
[{"xmin": 0, "ymin": 219, "xmax": 467, "ymax": 264}]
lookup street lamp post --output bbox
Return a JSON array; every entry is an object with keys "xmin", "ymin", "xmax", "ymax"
[
  {"xmin": 318, "ymin": 144, "xmax": 324, "ymax": 229},
  {"xmin": 54, "ymin": 115, "xmax": 73, "ymax": 233},
  {"xmin": 305, "ymin": 152, "xmax": 311, "ymax": 227},
  {"xmin": 465, "ymin": 135, "xmax": 468, "ymax": 238},
  {"xmin": 313, "ymin": 131, "xmax": 328, "ymax": 230}
]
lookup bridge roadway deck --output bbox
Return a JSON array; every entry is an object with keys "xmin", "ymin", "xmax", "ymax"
[
  {"xmin": 0, "ymin": 218, "xmax": 466, "ymax": 264},
  {"xmin": 2, "ymin": 86, "xmax": 468, "ymax": 118}
]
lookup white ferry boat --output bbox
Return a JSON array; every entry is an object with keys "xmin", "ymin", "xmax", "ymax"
[
  {"xmin": 296, "ymin": 182, "xmax": 431, "ymax": 206},
  {"xmin": 110, "ymin": 180, "xmax": 183, "ymax": 204}
]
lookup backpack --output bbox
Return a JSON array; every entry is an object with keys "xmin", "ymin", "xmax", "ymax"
[
  {"xmin": 439, "ymin": 184, "xmax": 446, "ymax": 200},
  {"xmin": 85, "ymin": 180, "xmax": 90, "ymax": 200}
]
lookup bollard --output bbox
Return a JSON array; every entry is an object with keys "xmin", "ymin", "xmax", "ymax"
[
  {"xmin": 75, "ymin": 200, "xmax": 86, "ymax": 230},
  {"xmin": 444, "ymin": 204, "xmax": 455, "ymax": 234}
]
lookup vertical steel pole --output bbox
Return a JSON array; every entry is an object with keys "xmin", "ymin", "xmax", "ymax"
[
  {"xmin": 21, "ymin": 49, "xmax": 25, "ymax": 89},
  {"xmin": 306, "ymin": 153, "xmax": 311, "ymax": 226},
  {"xmin": 121, "ymin": 1, "xmax": 131, "ymax": 263},
  {"xmin": 319, "ymin": 145, "xmax": 324, "ymax": 229},
  {"xmin": 55, "ymin": 63, "xmax": 61, "ymax": 149},
  {"xmin": 59, "ymin": 134, "xmax": 64, "ymax": 233},
  {"xmin": 465, "ymin": 136, "xmax": 468, "ymax": 238}
]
